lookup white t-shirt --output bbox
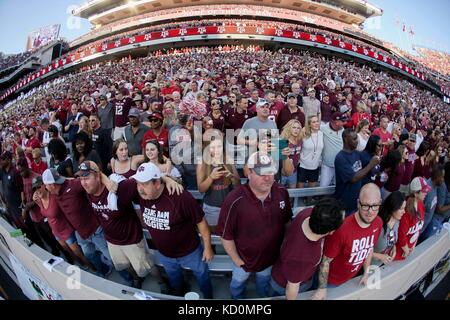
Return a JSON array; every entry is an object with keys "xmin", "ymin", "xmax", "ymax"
[
  {"xmin": 300, "ymin": 131, "xmax": 324, "ymax": 170},
  {"xmin": 357, "ymin": 133, "xmax": 369, "ymax": 151}
]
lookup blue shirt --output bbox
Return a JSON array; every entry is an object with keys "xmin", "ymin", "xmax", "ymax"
[
  {"xmin": 436, "ymin": 183, "xmax": 450, "ymax": 220},
  {"xmin": 334, "ymin": 150, "xmax": 363, "ymax": 215}
]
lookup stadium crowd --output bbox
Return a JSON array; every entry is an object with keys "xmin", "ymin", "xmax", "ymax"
[
  {"xmin": 0, "ymin": 45, "xmax": 449, "ymax": 299},
  {"xmin": 0, "ymin": 51, "xmax": 32, "ymax": 71}
]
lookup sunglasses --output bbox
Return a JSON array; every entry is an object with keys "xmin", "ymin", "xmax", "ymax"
[{"xmin": 149, "ymin": 118, "xmax": 161, "ymax": 122}]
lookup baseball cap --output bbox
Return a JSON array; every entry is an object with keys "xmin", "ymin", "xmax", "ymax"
[
  {"xmin": 42, "ymin": 168, "xmax": 66, "ymax": 185},
  {"xmin": 247, "ymin": 152, "xmax": 278, "ymax": 176},
  {"xmin": 148, "ymin": 111, "xmax": 163, "ymax": 121},
  {"xmin": 133, "ymin": 95, "xmax": 143, "ymax": 102},
  {"xmin": 307, "ymin": 87, "xmax": 315, "ymax": 93},
  {"xmin": 32, "ymin": 175, "xmax": 43, "ymax": 191},
  {"xmin": 332, "ymin": 112, "xmax": 349, "ymax": 122},
  {"xmin": 131, "ymin": 163, "xmax": 163, "ymax": 183},
  {"xmin": 409, "ymin": 177, "xmax": 431, "ymax": 194},
  {"xmin": 287, "ymin": 93, "xmax": 296, "ymax": 99},
  {"xmin": 340, "ymin": 105, "xmax": 350, "ymax": 114},
  {"xmin": 256, "ymin": 99, "xmax": 269, "ymax": 108},
  {"xmin": 75, "ymin": 161, "xmax": 100, "ymax": 177},
  {"xmin": 408, "ymin": 133, "xmax": 417, "ymax": 142},
  {"xmin": 246, "ymin": 79, "xmax": 254, "ymax": 84},
  {"xmin": 128, "ymin": 108, "xmax": 141, "ymax": 118}
]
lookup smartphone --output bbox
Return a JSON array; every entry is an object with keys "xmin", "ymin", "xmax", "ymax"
[
  {"xmin": 278, "ymin": 139, "xmax": 289, "ymax": 160},
  {"xmin": 47, "ymin": 258, "xmax": 56, "ymax": 265}
]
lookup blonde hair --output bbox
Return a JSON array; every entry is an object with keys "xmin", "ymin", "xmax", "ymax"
[
  {"xmin": 281, "ymin": 119, "xmax": 303, "ymax": 143},
  {"xmin": 304, "ymin": 115, "xmax": 319, "ymax": 138},
  {"xmin": 78, "ymin": 116, "xmax": 93, "ymax": 138},
  {"xmin": 31, "ymin": 148, "xmax": 41, "ymax": 158},
  {"xmin": 201, "ymin": 130, "xmax": 233, "ymax": 187},
  {"xmin": 357, "ymin": 101, "xmax": 367, "ymax": 113}
]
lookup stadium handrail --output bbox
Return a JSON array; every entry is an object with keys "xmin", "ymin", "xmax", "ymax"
[{"xmin": 1, "ymin": 209, "xmax": 448, "ymax": 300}]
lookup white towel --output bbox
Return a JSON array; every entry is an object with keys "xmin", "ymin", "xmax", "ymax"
[{"xmin": 107, "ymin": 174, "xmax": 126, "ymax": 211}]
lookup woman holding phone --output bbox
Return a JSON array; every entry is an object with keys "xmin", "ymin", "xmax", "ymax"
[
  {"xmin": 280, "ymin": 120, "xmax": 303, "ymax": 189},
  {"xmin": 197, "ymin": 130, "xmax": 240, "ymax": 231}
]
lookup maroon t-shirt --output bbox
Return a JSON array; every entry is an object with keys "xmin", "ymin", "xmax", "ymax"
[
  {"xmin": 87, "ymin": 179, "xmax": 142, "ymax": 245},
  {"xmin": 384, "ymin": 163, "xmax": 405, "ymax": 193},
  {"xmin": 137, "ymin": 188, "xmax": 204, "ymax": 258},
  {"xmin": 36, "ymin": 195, "xmax": 74, "ymax": 242},
  {"xmin": 412, "ymin": 158, "xmax": 431, "ymax": 180},
  {"xmin": 272, "ymin": 208, "xmax": 323, "ymax": 287},
  {"xmin": 225, "ymin": 108, "xmax": 254, "ymax": 131},
  {"xmin": 216, "ymin": 183, "xmax": 293, "ymax": 272},
  {"xmin": 402, "ymin": 147, "xmax": 416, "ymax": 185},
  {"xmin": 54, "ymin": 179, "xmax": 99, "ymax": 239},
  {"xmin": 276, "ymin": 106, "xmax": 305, "ymax": 129},
  {"xmin": 114, "ymin": 97, "xmax": 135, "ymax": 127}
]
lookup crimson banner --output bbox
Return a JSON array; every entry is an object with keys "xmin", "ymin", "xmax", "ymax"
[{"xmin": 1, "ymin": 25, "xmax": 430, "ymax": 100}]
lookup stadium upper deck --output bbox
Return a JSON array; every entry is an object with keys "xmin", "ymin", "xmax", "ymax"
[{"xmin": 72, "ymin": 0, "xmax": 382, "ymax": 27}]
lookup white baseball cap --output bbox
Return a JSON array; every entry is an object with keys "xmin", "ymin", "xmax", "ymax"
[
  {"xmin": 42, "ymin": 168, "xmax": 66, "ymax": 185},
  {"xmin": 131, "ymin": 163, "xmax": 163, "ymax": 183}
]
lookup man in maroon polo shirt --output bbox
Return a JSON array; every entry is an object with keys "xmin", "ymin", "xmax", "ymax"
[
  {"xmin": 42, "ymin": 168, "xmax": 115, "ymax": 277},
  {"xmin": 216, "ymin": 152, "xmax": 293, "ymax": 299},
  {"xmin": 132, "ymin": 163, "xmax": 214, "ymax": 298},
  {"xmin": 270, "ymin": 198, "xmax": 345, "ymax": 300}
]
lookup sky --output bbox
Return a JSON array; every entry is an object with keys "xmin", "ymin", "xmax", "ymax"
[{"xmin": 0, "ymin": 0, "xmax": 449, "ymax": 55}]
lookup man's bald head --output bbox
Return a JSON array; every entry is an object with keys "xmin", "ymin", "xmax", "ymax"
[{"xmin": 359, "ymin": 183, "xmax": 381, "ymax": 202}]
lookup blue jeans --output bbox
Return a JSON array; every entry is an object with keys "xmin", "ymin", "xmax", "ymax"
[
  {"xmin": 157, "ymin": 244, "xmax": 212, "ymax": 299},
  {"xmin": 230, "ymin": 265, "xmax": 272, "ymax": 299},
  {"xmin": 270, "ymin": 277, "xmax": 313, "ymax": 297},
  {"xmin": 75, "ymin": 226, "xmax": 112, "ymax": 275},
  {"xmin": 419, "ymin": 217, "xmax": 443, "ymax": 243}
]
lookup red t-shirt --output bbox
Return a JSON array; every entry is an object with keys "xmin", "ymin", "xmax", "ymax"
[
  {"xmin": 216, "ymin": 183, "xmax": 293, "ymax": 272},
  {"xmin": 31, "ymin": 160, "xmax": 48, "ymax": 175},
  {"xmin": 395, "ymin": 201, "xmax": 425, "ymax": 260},
  {"xmin": 36, "ymin": 195, "xmax": 74, "ymax": 242},
  {"xmin": 324, "ymin": 214, "xmax": 382, "ymax": 286},
  {"xmin": 271, "ymin": 208, "xmax": 323, "ymax": 287},
  {"xmin": 87, "ymin": 179, "xmax": 142, "ymax": 245},
  {"xmin": 372, "ymin": 128, "xmax": 392, "ymax": 157},
  {"xmin": 25, "ymin": 137, "xmax": 41, "ymax": 162},
  {"xmin": 140, "ymin": 128, "xmax": 169, "ymax": 154},
  {"xmin": 137, "ymin": 188, "xmax": 204, "ymax": 258},
  {"xmin": 54, "ymin": 179, "xmax": 99, "ymax": 239}
]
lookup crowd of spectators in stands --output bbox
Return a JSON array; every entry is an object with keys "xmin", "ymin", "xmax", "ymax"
[
  {"xmin": 0, "ymin": 51, "xmax": 32, "ymax": 71},
  {"xmin": 0, "ymin": 45, "xmax": 449, "ymax": 299}
]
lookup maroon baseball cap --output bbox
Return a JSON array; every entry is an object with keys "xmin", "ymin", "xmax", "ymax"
[{"xmin": 148, "ymin": 111, "xmax": 163, "ymax": 121}]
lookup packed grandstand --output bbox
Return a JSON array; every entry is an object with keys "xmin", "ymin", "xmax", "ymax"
[{"xmin": 0, "ymin": 0, "xmax": 449, "ymax": 301}]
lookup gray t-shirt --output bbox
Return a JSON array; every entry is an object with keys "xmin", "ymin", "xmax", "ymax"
[
  {"xmin": 320, "ymin": 123, "xmax": 343, "ymax": 168},
  {"xmin": 98, "ymin": 102, "xmax": 114, "ymax": 130},
  {"xmin": 237, "ymin": 116, "xmax": 278, "ymax": 144},
  {"xmin": 423, "ymin": 178, "xmax": 438, "ymax": 231},
  {"xmin": 373, "ymin": 221, "xmax": 400, "ymax": 265}
]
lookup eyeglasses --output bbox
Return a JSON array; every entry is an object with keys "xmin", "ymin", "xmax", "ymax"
[{"xmin": 359, "ymin": 201, "xmax": 381, "ymax": 212}]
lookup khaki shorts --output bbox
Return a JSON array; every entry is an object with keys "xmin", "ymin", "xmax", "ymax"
[{"xmin": 107, "ymin": 239, "xmax": 154, "ymax": 277}]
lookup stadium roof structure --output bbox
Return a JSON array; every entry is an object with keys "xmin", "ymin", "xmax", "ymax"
[{"xmin": 72, "ymin": 0, "xmax": 383, "ymax": 27}]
